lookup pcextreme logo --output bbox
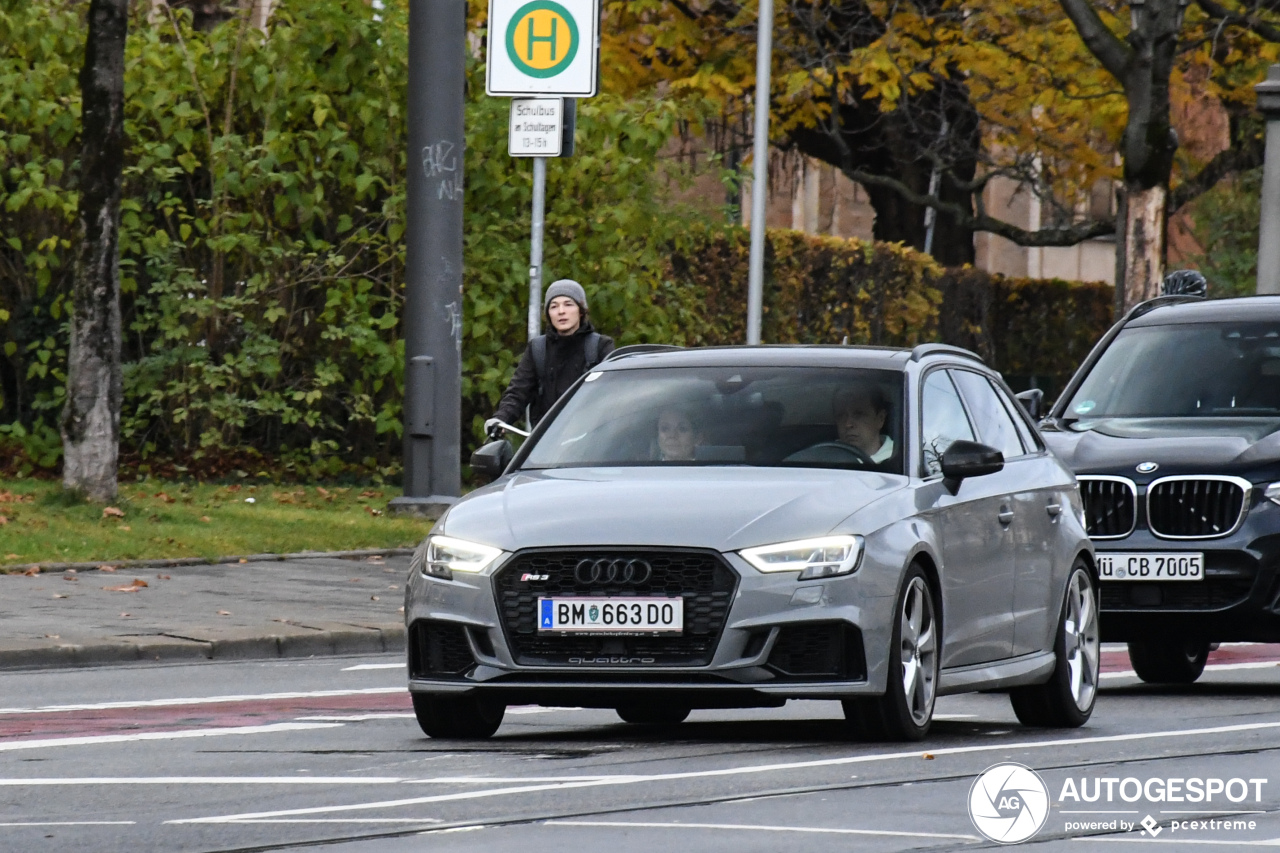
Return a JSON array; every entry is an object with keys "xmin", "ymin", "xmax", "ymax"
[
  {"xmin": 968, "ymin": 763, "xmax": 1051, "ymax": 844},
  {"xmin": 505, "ymin": 0, "xmax": 579, "ymax": 78}
]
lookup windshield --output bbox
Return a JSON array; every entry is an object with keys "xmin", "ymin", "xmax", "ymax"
[
  {"xmin": 1064, "ymin": 322, "xmax": 1280, "ymax": 423},
  {"xmin": 521, "ymin": 366, "xmax": 905, "ymax": 474}
]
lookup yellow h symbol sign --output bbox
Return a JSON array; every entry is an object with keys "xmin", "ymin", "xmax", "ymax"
[{"xmin": 526, "ymin": 15, "xmax": 556, "ymax": 62}]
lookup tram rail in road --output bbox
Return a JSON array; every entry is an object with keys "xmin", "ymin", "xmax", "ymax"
[{"xmin": 0, "ymin": 647, "xmax": 1279, "ymax": 851}]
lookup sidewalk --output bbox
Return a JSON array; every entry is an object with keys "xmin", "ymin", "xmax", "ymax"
[{"xmin": 0, "ymin": 553, "xmax": 412, "ymax": 669}]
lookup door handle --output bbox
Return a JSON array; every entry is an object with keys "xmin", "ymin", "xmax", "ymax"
[
  {"xmin": 998, "ymin": 506, "xmax": 1014, "ymax": 525},
  {"xmin": 1046, "ymin": 501, "xmax": 1063, "ymax": 517}
]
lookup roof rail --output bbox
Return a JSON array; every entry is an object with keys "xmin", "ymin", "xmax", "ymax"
[
  {"xmin": 602, "ymin": 344, "xmax": 684, "ymax": 362},
  {"xmin": 1123, "ymin": 294, "xmax": 1200, "ymax": 324},
  {"xmin": 909, "ymin": 343, "xmax": 985, "ymax": 364}
]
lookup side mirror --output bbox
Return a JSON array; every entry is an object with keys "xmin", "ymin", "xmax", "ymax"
[
  {"xmin": 470, "ymin": 439, "xmax": 513, "ymax": 481},
  {"xmin": 1015, "ymin": 388, "xmax": 1044, "ymax": 419},
  {"xmin": 941, "ymin": 440, "xmax": 1004, "ymax": 491}
]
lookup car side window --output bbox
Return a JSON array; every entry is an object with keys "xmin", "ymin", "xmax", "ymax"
[
  {"xmin": 998, "ymin": 382, "xmax": 1044, "ymax": 452},
  {"xmin": 921, "ymin": 370, "xmax": 976, "ymax": 476},
  {"xmin": 949, "ymin": 369, "xmax": 1027, "ymax": 460}
]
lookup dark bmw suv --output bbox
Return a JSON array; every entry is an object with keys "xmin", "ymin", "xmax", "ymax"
[{"xmin": 1039, "ymin": 295, "xmax": 1280, "ymax": 684}]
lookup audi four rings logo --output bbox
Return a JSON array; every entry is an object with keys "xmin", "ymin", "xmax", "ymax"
[{"xmin": 574, "ymin": 557, "xmax": 653, "ymax": 584}]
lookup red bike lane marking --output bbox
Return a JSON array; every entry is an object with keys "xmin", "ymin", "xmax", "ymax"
[
  {"xmin": 1101, "ymin": 643, "xmax": 1280, "ymax": 673},
  {"xmin": 0, "ymin": 692, "xmax": 412, "ymax": 742}
]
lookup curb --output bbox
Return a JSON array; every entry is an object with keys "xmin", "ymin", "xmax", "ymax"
[
  {"xmin": 1, "ymin": 547, "xmax": 416, "ymax": 575},
  {"xmin": 0, "ymin": 623, "xmax": 406, "ymax": 671}
]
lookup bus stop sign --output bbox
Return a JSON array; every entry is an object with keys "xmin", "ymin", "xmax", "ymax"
[{"xmin": 486, "ymin": 0, "xmax": 599, "ymax": 97}]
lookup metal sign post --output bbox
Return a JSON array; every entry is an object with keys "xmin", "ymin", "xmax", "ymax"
[
  {"xmin": 746, "ymin": 0, "xmax": 773, "ymax": 346},
  {"xmin": 1257, "ymin": 66, "xmax": 1280, "ymax": 295},
  {"xmin": 490, "ymin": 0, "xmax": 595, "ymax": 343}
]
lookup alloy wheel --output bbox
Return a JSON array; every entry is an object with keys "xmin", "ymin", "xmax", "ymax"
[{"xmin": 899, "ymin": 576, "xmax": 938, "ymax": 727}]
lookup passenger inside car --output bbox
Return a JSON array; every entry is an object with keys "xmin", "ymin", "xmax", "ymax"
[{"xmin": 654, "ymin": 406, "xmax": 702, "ymax": 461}]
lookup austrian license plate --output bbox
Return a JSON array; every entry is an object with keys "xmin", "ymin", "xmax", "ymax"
[
  {"xmin": 537, "ymin": 597, "xmax": 684, "ymax": 634},
  {"xmin": 1097, "ymin": 552, "xmax": 1204, "ymax": 581}
]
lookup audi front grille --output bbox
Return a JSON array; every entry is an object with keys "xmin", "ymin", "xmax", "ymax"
[
  {"xmin": 493, "ymin": 549, "xmax": 738, "ymax": 666},
  {"xmin": 1077, "ymin": 476, "xmax": 1137, "ymax": 539},
  {"xmin": 1146, "ymin": 476, "xmax": 1251, "ymax": 539}
]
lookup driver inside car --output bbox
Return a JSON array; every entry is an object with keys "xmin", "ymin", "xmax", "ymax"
[{"xmin": 783, "ymin": 382, "xmax": 896, "ymax": 469}]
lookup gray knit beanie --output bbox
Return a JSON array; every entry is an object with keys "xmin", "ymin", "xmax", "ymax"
[{"xmin": 544, "ymin": 279, "xmax": 587, "ymax": 313}]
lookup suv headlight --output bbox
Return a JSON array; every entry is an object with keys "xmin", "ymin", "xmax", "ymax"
[
  {"xmin": 740, "ymin": 535, "xmax": 864, "ymax": 580},
  {"xmin": 412, "ymin": 534, "xmax": 503, "ymax": 580}
]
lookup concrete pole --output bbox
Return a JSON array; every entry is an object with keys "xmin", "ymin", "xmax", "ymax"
[
  {"xmin": 1257, "ymin": 66, "xmax": 1280, "ymax": 295},
  {"xmin": 528, "ymin": 157, "xmax": 546, "ymax": 340},
  {"xmin": 745, "ymin": 0, "xmax": 773, "ymax": 345},
  {"xmin": 389, "ymin": 0, "xmax": 464, "ymax": 517}
]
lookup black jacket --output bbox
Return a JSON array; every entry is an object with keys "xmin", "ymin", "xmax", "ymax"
[{"xmin": 492, "ymin": 322, "xmax": 615, "ymax": 426}]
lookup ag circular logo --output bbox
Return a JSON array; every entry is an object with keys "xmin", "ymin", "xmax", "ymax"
[
  {"xmin": 505, "ymin": 0, "xmax": 579, "ymax": 78},
  {"xmin": 968, "ymin": 762, "xmax": 1050, "ymax": 844}
]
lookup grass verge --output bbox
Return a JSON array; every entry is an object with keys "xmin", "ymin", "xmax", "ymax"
[{"xmin": 0, "ymin": 480, "xmax": 433, "ymax": 570}]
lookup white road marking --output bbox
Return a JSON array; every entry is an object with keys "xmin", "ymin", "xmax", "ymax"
[
  {"xmin": 0, "ymin": 777, "xmax": 405, "ymax": 786},
  {"xmin": 217, "ymin": 814, "xmax": 442, "ymax": 819},
  {"xmin": 169, "ymin": 718, "xmax": 1280, "ymax": 825},
  {"xmin": 341, "ymin": 664, "xmax": 404, "ymax": 671},
  {"xmin": 1102, "ymin": 661, "xmax": 1280, "ymax": 680},
  {"xmin": 0, "ymin": 687, "xmax": 403, "ymax": 715},
  {"xmin": 544, "ymin": 820, "xmax": 980, "ymax": 841},
  {"xmin": 0, "ymin": 821, "xmax": 136, "ymax": 827},
  {"xmin": 295, "ymin": 714, "xmax": 416, "ymax": 722},
  {"xmin": 0, "ymin": 722, "xmax": 341, "ymax": 752},
  {"xmin": 506, "ymin": 707, "xmax": 584, "ymax": 715}
]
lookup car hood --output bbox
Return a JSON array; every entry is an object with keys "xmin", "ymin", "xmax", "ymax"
[
  {"xmin": 1042, "ymin": 417, "xmax": 1280, "ymax": 477},
  {"xmin": 438, "ymin": 467, "xmax": 907, "ymax": 553}
]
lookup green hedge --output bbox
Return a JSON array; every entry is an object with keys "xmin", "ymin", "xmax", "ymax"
[{"xmin": 665, "ymin": 227, "xmax": 1114, "ymax": 400}]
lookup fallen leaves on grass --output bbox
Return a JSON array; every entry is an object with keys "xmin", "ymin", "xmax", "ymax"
[
  {"xmin": 0, "ymin": 491, "xmax": 34, "ymax": 504},
  {"xmin": 155, "ymin": 492, "xmax": 175, "ymax": 504},
  {"xmin": 359, "ymin": 490, "xmax": 383, "ymax": 499},
  {"xmin": 364, "ymin": 506, "xmax": 383, "ymax": 516},
  {"xmin": 6, "ymin": 553, "xmax": 19, "ymax": 559},
  {"xmin": 103, "ymin": 578, "xmax": 148, "ymax": 592},
  {"xmin": 200, "ymin": 516, "xmax": 211, "ymax": 523},
  {"xmin": 0, "ymin": 515, "xmax": 8, "ymax": 525},
  {"xmin": 103, "ymin": 506, "xmax": 125, "ymax": 519}
]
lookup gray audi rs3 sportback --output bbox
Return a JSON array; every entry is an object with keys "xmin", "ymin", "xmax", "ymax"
[{"xmin": 405, "ymin": 344, "xmax": 1097, "ymax": 741}]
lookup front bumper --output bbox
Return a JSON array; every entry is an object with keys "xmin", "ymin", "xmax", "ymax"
[
  {"xmin": 404, "ymin": 546, "xmax": 898, "ymax": 706},
  {"xmin": 1095, "ymin": 522, "xmax": 1280, "ymax": 641}
]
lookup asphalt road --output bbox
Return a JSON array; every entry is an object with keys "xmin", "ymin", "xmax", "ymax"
[{"xmin": 2, "ymin": 646, "xmax": 1279, "ymax": 853}]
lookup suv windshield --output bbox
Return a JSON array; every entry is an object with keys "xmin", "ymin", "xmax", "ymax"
[
  {"xmin": 522, "ymin": 366, "xmax": 905, "ymax": 474},
  {"xmin": 1064, "ymin": 322, "xmax": 1280, "ymax": 423}
]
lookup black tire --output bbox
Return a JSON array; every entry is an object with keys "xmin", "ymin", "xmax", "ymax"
[
  {"xmin": 1011, "ymin": 561, "xmax": 1100, "ymax": 727},
  {"xmin": 412, "ymin": 693, "xmax": 505, "ymax": 739},
  {"xmin": 615, "ymin": 703, "xmax": 691, "ymax": 726},
  {"xmin": 844, "ymin": 565, "xmax": 939, "ymax": 741},
  {"xmin": 1127, "ymin": 636, "xmax": 1210, "ymax": 684}
]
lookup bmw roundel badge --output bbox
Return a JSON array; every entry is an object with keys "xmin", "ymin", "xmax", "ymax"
[{"xmin": 1136, "ymin": 461, "xmax": 1159, "ymax": 474}]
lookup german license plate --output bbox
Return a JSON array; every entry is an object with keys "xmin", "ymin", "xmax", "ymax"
[
  {"xmin": 1097, "ymin": 552, "xmax": 1203, "ymax": 581},
  {"xmin": 537, "ymin": 597, "xmax": 683, "ymax": 633}
]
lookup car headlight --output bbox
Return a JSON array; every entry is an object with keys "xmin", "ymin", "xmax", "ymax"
[
  {"xmin": 739, "ymin": 535, "xmax": 864, "ymax": 580},
  {"xmin": 1265, "ymin": 483, "xmax": 1280, "ymax": 506},
  {"xmin": 412, "ymin": 534, "xmax": 503, "ymax": 580}
]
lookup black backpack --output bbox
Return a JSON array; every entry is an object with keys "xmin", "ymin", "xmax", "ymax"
[{"xmin": 528, "ymin": 332, "xmax": 604, "ymax": 388}]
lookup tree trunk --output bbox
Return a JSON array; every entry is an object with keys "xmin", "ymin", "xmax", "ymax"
[
  {"xmin": 61, "ymin": 0, "xmax": 128, "ymax": 503},
  {"xmin": 1119, "ymin": 183, "xmax": 1166, "ymax": 311}
]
